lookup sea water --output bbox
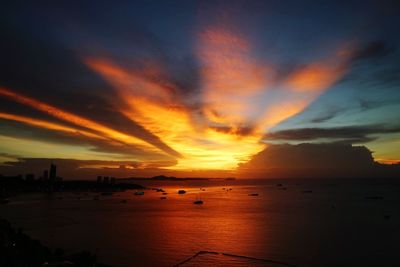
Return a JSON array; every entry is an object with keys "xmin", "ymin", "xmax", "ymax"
[{"xmin": 0, "ymin": 178, "xmax": 399, "ymax": 266}]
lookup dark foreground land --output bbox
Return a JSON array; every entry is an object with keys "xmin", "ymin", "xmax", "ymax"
[
  {"xmin": 0, "ymin": 177, "xmax": 146, "ymax": 266},
  {"xmin": 0, "ymin": 218, "xmax": 111, "ymax": 267}
]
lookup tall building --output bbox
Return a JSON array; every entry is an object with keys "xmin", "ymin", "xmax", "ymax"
[{"xmin": 49, "ymin": 163, "xmax": 57, "ymax": 181}]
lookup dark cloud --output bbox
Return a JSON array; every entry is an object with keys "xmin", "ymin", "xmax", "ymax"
[
  {"xmin": 263, "ymin": 125, "xmax": 400, "ymax": 143},
  {"xmin": 0, "ymin": 120, "xmax": 176, "ymax": 161},
  {"xmin": 238, "ymin": 143, "xmax": 400, "ymax": 178},
  {"xmin": 340, "ymin": 40, "xmax": 400, "ymax": 87},
  {"xmin": 310, "ymin": 108, "xmax": 342, "ymax": 123},
  {"xmin": 0, "ymin": 19, "xmax": 185, "ymax": 158},
  {"xmin": 350, "ymin": 41, "xmax": 394, "ymax": 62},
  {"xmin": 209, "ymin": 125, "xmax": 254, "ymax": 136},
  {"xmin": 0, "ymin": 21, "xmax": 110, "ymax": 107},
  {"xmin": 241, "ymin": 143, "xmax": 374, "ymax": 169},
  {"xmin": 359, "ymin": 98, "xmax": 400, "ymax": 111},
  {"xmin": 356, "ymin": 63, "xmax": 400, "ymax": 87}
]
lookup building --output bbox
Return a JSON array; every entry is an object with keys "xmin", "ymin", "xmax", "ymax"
[{"xmin": 49, "ymin": 164, "xmax": 57, "ymax": 182}]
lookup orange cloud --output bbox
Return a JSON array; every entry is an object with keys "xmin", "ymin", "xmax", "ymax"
[
  {"xmin": 254, "ymin": 48, "xmax": 352, "ymax": 133},
  {"xmin": 197, "ymin": 27, "xmax": 272, "ymax": 125},
  {"xmin": 0, "ymin": 112, "xmax": 104, "ymax": 140},
  {"xmin": 85, "ymin": 58, "xmax": 175, "ymax": 104},
  {"xmin": 285, "ymin": 62, "xmax": 346, "ymax": 92},
  {"xmin": 255, "ymin": 100, "xmax": 310, "ymax": 132},
  {"xmin": 85, "ymin": 55, "xmax": 266, "ymax": 170},
  {"xmin": 0, "ymin": 87, "xmax": 162, "ymax": 154}
]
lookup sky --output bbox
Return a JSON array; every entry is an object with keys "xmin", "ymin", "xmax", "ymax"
[{"xmin": 0, "ymin": 0, "xmax": 399, "ymax": 178}]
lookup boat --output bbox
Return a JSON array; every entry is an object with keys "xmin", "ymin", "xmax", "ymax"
[
  {"xmin": 134, "ymin": 191, "xmax": 145, "ymax": 196},
  {"xmin": 178, "ymin": 190, "xmax": 186, "ymax": 194},
  {"xmin": 248, "ymin": 193, "xmax": 259, "ymax": 196},
  {"xmin": 160, "ymin": 196, "xmax": 167, "ymax": 200},
  {"xmin": 193, "ymin": 194, "xmax": 203, "ymax": 204}
]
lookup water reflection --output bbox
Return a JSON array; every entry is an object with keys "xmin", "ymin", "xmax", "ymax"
[{"xmin": 1, "ymin": 180, "xmax": 399, "ymax": 266}]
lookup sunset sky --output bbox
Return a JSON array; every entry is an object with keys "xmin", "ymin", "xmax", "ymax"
[{"xmin": 1, "ymin": 1, "xmax": 399, "ymax": 178}]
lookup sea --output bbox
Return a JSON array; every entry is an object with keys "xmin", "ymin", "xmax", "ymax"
[{"xmin": 0, "ymin": 178, "xmax": 399, "ymax": 267}]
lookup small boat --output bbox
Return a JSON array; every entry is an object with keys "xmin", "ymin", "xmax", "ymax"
[
  {"xmin": 248, "ymin": 193, "xmax": 259, "ymax": 196},
  {"xmin": 178, "ymin": 190, "xmax": 186, "ymax": 194},
  {"xmin": 101, "ymin": 192, "xmax": 114, "ymax": 196},
  {"xmin": 156, "ymin": 188, "xmax": 165, "ymax": 192},
  {"xmin": 162, "ymin": 192, "xmax": 168, "ymax": 195},
  {"xmin": 134, "ymin": 191, "xmax": 145, "ymax": 196},
  {"xmin": 193, "ymin": 193, "xmax": 203, "ymax": 204},
  {"xmin": 302, "ymin": 190, "xmax": 313, "ymax": 194},
  {"xmin": 160, "ymin": 196, "xmax": 167, "ymax": 200}
]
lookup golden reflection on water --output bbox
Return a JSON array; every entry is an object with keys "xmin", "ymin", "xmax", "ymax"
[{"xmin": 106, "ymin": 185, "xmax": 269, "ymax": 266}]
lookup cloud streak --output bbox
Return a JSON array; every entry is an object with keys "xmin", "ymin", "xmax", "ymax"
[
  {"xmin": 263, "ymin": 125, "xmax": 400, "ymax": 143},
  {"xmin": 0, "ymin": 87, "xmax": 176, "ymax": 155}
]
